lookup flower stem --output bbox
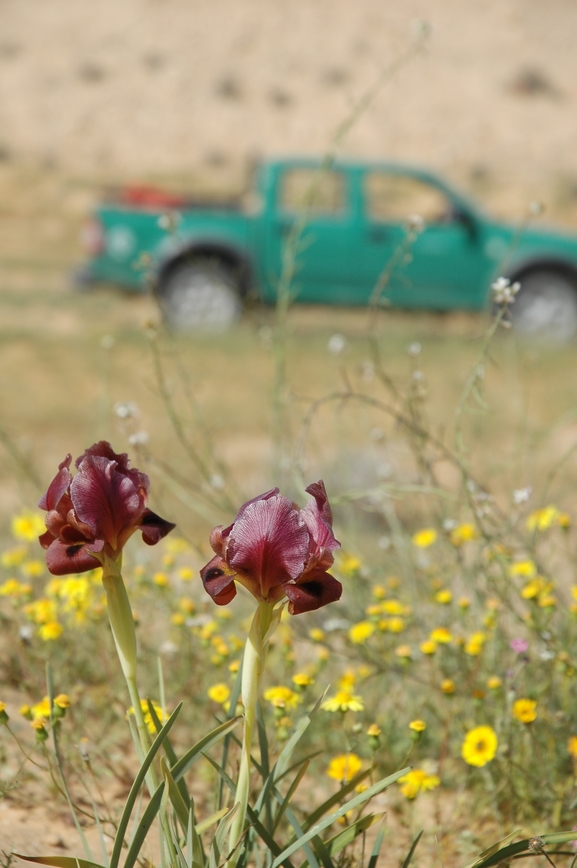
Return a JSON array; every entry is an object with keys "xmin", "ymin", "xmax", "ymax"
[
  {"xmin": 228, "ymin": 601, "xmax": 276, "ymax": 863},
  {"xmin": 101, "ymin": 556, "xmax": 155, "ymax": 793}
]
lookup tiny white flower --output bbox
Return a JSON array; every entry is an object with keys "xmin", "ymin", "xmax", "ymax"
[
  {"xmin": 513, "ymin": 486, "xmax": 532, "ymax": 505},
  {"xmin": 407, "ymin": 342, "xmax": 422, "ymax": 357},
  {"xmin": 323, "ymin": 617, "xmax": 351, "ymax": 632},
  {"xmin": 328, "ymin": 333, "xmax": 347, "ymax": 355},
  {"xmin": 128, "ymin": 431, "xmax": 149, "ymax": 445},
  {"xmin": 115, "ymin": 401, "xmax": 139, "ymax": 419}
]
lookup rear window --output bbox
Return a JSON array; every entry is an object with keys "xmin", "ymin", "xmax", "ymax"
[
  {"xmin": 364, "ymin": 172, "xmax": 451, "ymax": 223},
  {"xmin": 279, "ymin": 168, "xmax": 346, "ymax": 216}
]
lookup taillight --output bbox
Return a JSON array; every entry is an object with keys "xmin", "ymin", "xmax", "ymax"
[{"xmin": 81, "ymin": 217, "xmax": 104, "ymax": 256}]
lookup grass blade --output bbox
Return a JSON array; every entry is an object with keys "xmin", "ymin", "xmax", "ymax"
[
  {"xmin": 270, "ymin": 768, "xmax": 409, "ymax": 868},
  {"xmin": 109, "ymin": 701, "xmax": 182, "ymax": 868},
  {"xmin": 402, "ymin": 830, "xmax": 423, "ymax": 868},
  {"xmin": 172, "ymin": 717, "xmax": 241, "ymax": 782}
]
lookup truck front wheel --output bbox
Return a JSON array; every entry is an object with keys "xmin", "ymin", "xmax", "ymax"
[{"xmin": 157, "ymin": 258, "xmax": 242, "ymax": 331}]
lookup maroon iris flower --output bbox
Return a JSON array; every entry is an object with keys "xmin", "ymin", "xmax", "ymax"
[
  {"xmin": 39, "ymin": 441, "xmax": 175, "ymax": 575},
  {"xmin": 200, "ymin": 481, "xmax": 341, "ymax": 615}
]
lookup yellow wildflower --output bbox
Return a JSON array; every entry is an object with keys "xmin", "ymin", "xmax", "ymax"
[
  {"xmin": 464, "ymin": 632, "xmax": 486, "ymax": 656},
  {"xmin": 558, "ymin": 512, "xmax": 571, "ymax": 528},
  {"xmin": 441, "ymin": 679, "xmax": 456, "ymax": 694},
  {"xmin": 263, "ymin": 686, "xmax": 301, "ymax": 710},
  {"xmin": 337, "ymin": 552, "xmax": 362, "ymax": 576},
  {"xmin": 434, "ymin": 589, "xmax": 452, "ymax": 604},
  {"xmin": 1, "ymin": 546, "xmax": 27, "ymax": 568},
  {"xmin": 568, "ymin": 736, "xmax": 577, "ymax": 759},
  {"xmin": 395, "ymin": 645, "xmax": 412, "ymax": 659},
  {"xmin": 292, "ymin": 672, "xmax": 314, "ymax": 688},
  {"xmin": 388, "ymin": 617, "xmax": 406, "ymax": 633},
  {"xmin": 458, "ymin": 597, "xmax": 471, "ymax": 609},
  {"xmin": 450, "ymin": 523, "xmax": 479, "ymax": 546},
  {"xmin": 164, "ymin": 536, "xmax": 189, "ymax": 554},
  {"xmin": 398, "ymin": 768, "xmax": 440, "ymax": 799},
  {"xmin": 338, "ymin": 670, "xmax": 357, "ymax": 690},
  {"xmin": 512, "ymin": 698, "xmax": 537, "ymax": 724},
  {"xmin": 309, "ymin": 628, "xmax": 325, "ymax": 643},
  {"xmin": 21, "ymin": 560, "xmax": 44, "ymax": 578},
  {"xmin": 509, "ymin": 560, "xmax": 537, "ymax": 578},
  {"xmin": 486, "ymin": 676, "xmax": 502, "ymax": 690},
  {"xmin": 207, "ymin": 683, "xmax": 231, "ymax": 704},
  {"xmin": 409, "ymin": 720, "xmax": 426, "ymax": 732},
  {"xmin": 322, "ymin": 690, "xmax": 364, "ymax": 713},
  {"xmin": 177, "ymin": 567, "xmax": 193, "ymax": 581},
  {"xmin": 152, "ymin": 571, "xmax": 169, "ymax": 587},
  {"xmin": 367, "ymin": 723, "xmax": 381, "ymax": 737},
  {"xmin": 0, "ymin": 579, "xmax": 32, "ymax": 598},
  {"xmin": 430, "ymin": 627, "xmax": 452, "ymax": 644},
  {"xmin": 31, "ymin": 697, "xmax": 51, "ymax": 720},
  {"xmin": 380, "ymin": 599, "xmax": 408, "ymax": 615},
  {"xmin": 11, "ymin": 511, "xmax": 45, "ymax": 542},
  {"xmin": 348, "ymin": 621, "xmax": 375, "ymax": 644},
  {"xmin": 38, "ymin": 621, "xmax": 63, "ymax": 641},
  {"xmin": 128, "ymin": 699, "xmax": 167, "ymax": 734},
  {"xmin": 461, "ymin": 726, "xmax": 497, "ymax": 767},
  {"xmin": 372, "ymin": 584, "xmax": 386, "ymax": 599},
  {"xmin": 412, "ymin": 528, "xmax": 437, "ymax": 548},
  {"xmin": 527, "ymin": 505, "xmax": 560, "ymax": 531},
  {"xmin": 420, "ymin": 640, "xmax": 437, "ymax": 655},
  {"xmin": 326, "ymin": 753, "xmax": 362, "ymax": 782},
  {"xmin": 521, "ymin": 577, "xmax": 553, "ymax": 600},
  {"xmin": 53, "ymin": 694, "xmax": 70, "ymax": 709}
]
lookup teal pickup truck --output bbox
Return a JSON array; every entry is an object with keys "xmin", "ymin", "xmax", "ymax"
[{"xmin": 80, "ymin": 158, "xmax": 577, "ymax": 339}]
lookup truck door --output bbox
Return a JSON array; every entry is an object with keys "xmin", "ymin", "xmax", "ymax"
[
  {"xmin": 358, "ymin": 170, "xmax": 492, "ymax": 310},
  {"xmin": 262, "ymin": 165, "xmax": 359, "ymax": 304}
]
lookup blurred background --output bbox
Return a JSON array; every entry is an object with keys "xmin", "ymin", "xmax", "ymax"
[{"xmin": 0, "ymin": 0, "xmax": 577, "ymax": 532}]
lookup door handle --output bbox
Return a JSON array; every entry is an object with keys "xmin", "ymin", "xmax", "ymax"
[{"xmin": 367, "ymin": 225, "xmax": 388, "ymax": 242}]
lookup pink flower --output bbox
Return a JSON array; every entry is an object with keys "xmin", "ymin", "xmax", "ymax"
[
  {"xmin": 510, "ymin": 638, "xmax": 529, "ymax": 654},
  {"xmin": 200, "ymin": 481, "xmax": 341, "ymax": 614},
  {"xmin": 39, "ymin": 441, "xmax": 175, "ymax": 575}
]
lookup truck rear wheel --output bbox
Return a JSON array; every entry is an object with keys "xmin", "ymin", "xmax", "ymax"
[
  {"xmin": 157, "ymin": 259, "xmax": 242, "ymax": 331},
  {"xmin": 512, "ymin": 269, "xmax": 577, "ymax": 342}
]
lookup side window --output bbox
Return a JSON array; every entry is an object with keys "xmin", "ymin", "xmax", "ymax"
[
  {"xmin": 365, "ymin": 172, "xmax": 452, "ymax": 223},
  {"xmin": 279, "ymin": 168, "xmax": 346, "ymax": 217}
]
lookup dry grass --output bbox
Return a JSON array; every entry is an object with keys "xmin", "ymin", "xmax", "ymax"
[{"xmin": 1, "ymin": 162, "xmax": 577, "ymax": 547}]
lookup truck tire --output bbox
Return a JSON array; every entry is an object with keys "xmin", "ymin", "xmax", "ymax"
[
  {"xmin": 511, "ymin": 269, "xmax": 577, "ymax": 342},
  {"xmin": 157, "ymin": 259, "xmax": 242, "ymax": 331}
]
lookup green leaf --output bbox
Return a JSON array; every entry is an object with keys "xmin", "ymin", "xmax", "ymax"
[
  {"xmin": 121, "ymin": 783, "xmax": 165, "ymax": 868},
  {"xmin": 300, "ymin": 768, "xmax": 373, "ymax": 832},
  {"xmin": 464, "ymin": 831, "xmax": 577, "ymax": 868},
  {"xmin": 367, "ymin": 824, "xmax": 386, "ymax": 868},
  {"xmin": 461, "ymin": 830, "xmax": 522, "ymax": 868},
  {"xmin": 195, "ymin": 807, "xmax": 230, "ymax": 834},
  {"xmin": 402, "ymin": 830, "xmax": 423, "ymax": 868},
  {"xmin": 109, "ymin": 701, "xmax": 183, "ymax": 868},
  {"xmin": 270, "ymin": 768, "xmax": 409, "ymax": 868},
  {"xmin": 161, "ymin": 756, "xmax": 191, "ymax": 833},
  {"xmin": 148, "ymin": 698, "xmax": 190, "ymax": 809},
  {"xmin": 271, "ymin": 759, "xmax": 310, "ymax": 834},
  {"xmin": 172, "ymin": 717, "xmax": 241, "ymax": 783},
  {"xmin": 15, "ymin": 859, "xmax": 104, "ymax": 868},
  {"xmin": 298, "ymin": 813, "xmax": 383, "ymax": 867}
]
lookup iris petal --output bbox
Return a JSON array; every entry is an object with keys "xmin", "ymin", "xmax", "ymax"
[
  {"xmin": 227, "ymin": 494, "xmax": 309, "ymax": 597},
  {"xmin": 284, "ymin": 571, "xmax": 342, "ymax": 614}
]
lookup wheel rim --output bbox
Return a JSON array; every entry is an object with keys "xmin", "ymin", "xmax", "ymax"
[
  {"xmin": 513, "ymin": 273, "xmax": 577, "ymax": 342},
  {"xmin": 163, "ymin": 267, "xmax": 241, "ymax": 331}
]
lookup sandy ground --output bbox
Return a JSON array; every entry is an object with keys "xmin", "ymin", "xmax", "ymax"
[{"xmin": 0, "ymin": 0, "xmax": 577, "ymax": 221}]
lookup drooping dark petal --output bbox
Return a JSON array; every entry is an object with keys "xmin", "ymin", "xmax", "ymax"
[
  {"xmin": 284, "ymin": 571, "xmax": 342, "ymax": 615},
  {"xmin": 226, "ymin": 494, "xmax": 309, "ymax": 597},
  {"xmin": 45, "ymin": 538, "xmax": 104, "ymax": 575},
  {"xmin": 138, "ymin": 509, "xmax": 176, "ymax": 545},
  {"xmin": 71, "ymin": 455, "xmax": 144, "ymax": 548},
  {"xmin": 200, "ymin": 555, "xmax": 237, "ymax": 604},
  {"xmin": 38, "ymin": 455, "xmax": 72, "ymax": 511},
  {"xmin": 301, "ymin": 480, "xmax": 340, "ymax": 568}
]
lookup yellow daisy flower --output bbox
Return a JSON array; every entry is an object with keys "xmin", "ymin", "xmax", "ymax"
[{"xmin": 461, "ymin": 726, "xmax": 497, "ymax": 767}]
